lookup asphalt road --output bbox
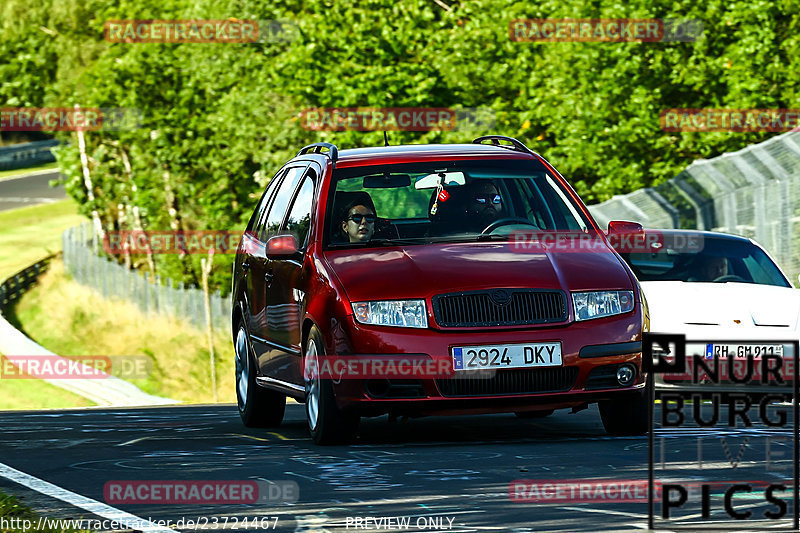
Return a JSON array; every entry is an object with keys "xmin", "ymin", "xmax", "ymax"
[
  {"xmin": 0, "ymin": 404, "xmax": 658, "ymax": 532},
  {"xmin": 0, "ymin": 170, "xmax": 65, "ymax": 212},
  {"xmin": 3, "ymin": 402, "xmax": 794, "ymax": 533}
]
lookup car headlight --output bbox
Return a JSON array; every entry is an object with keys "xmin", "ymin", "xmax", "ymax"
[
  {"xmin": 351, "ymin": 300, "xmax": 428, "ymax": 328},
  {"xmin": 572, "ymin": 291, "xmax": 634, "ymax": 321}
]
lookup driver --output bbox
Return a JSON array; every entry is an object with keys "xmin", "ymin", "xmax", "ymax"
[
  {"xmin": 465, "ymin": 181, "xmax": 505, "ymax": 232},
  {"xmin": 340, "ymin": 201, "xmax": 376, "ymax": 243},
  {"xmin": 693, "ymin": 255, "xmax": 728, "ymax": 281}
]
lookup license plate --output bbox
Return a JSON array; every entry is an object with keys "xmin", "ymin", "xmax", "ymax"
[
  {"xmin": 452, "ymin": 342, "xmax": 562, "ymax": 371},
  {"xmin": 698, "ymin": 343, "xmax": 784, "ymax": 359}
]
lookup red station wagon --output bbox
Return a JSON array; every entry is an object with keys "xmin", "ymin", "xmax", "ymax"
[{"xmin": 231, "ymin": 136, "xmax": 650, "ymax": 444}]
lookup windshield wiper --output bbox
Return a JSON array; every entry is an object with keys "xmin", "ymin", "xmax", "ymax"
[
  {"xmin": 475, "ymin": 233, "xmax": 509, "ymax": 242},
  {"xmin": 370, "ymin": 238, "xmax": 427, "ymax": 246},
  {"xmin": 327, "ymin": 238, "xmax": 426, "ymax": 249}
]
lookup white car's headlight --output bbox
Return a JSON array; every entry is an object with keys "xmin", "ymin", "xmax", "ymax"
[
  {"xmin": 351, "ymin": 300, "xmax": 428, "ymax": 328},
  {"xmin": 572, "ymin": 291, "xmax": 635, "ymax": 321}
]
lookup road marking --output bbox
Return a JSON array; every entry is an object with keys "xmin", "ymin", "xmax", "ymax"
[
  {"xmin": 267, "ymin": 432, "xmax": 289, "ymax": 440},
  {"xmin": 0, "ymin": 197, "xmax": 59, "ymax": 203},
  {"xmin": 118, "ymin": 433, "xmax": 268, "ymax": 446},
  {"xmin": 559, "ymin": 506, "xmax": 648, "ymax": 518},
  {"xmin": 0, "ymin": 168, "xmax": 60, "ymax": 182},
  {"xmin": 286, "ymin": 471, "xmax": 320, "ymax": 482},
  {"xmin": 231, "ymin": 433, "xmax": 271, "ymax": 442},
  {"xmin": 0, "ymin": 461, "xmax": 177, "ymax": 533},
  {"xmin": 116, "ymin": 436, "xmax": 152, "ymax": 446}
]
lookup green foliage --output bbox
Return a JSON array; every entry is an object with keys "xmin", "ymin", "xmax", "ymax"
[{"xmin": 1, "ymin": 0, "xmax": 797, "ymax": 292}]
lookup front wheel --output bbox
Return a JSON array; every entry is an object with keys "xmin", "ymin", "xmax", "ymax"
[
  {"xmin": 598, "ymin": 387, "xmax": 649, "ymax": 436},
  {"xmin": 234, "ymin": 323, "xmax": 286, "ymax": 427},
  {"xmin": 304, "ymin": 325, "xmax": 359, "ymax": 445}
]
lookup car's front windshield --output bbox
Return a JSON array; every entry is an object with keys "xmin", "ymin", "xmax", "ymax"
[
  {"xmin": 325, "ymin": 159, "xmax": 592, "ymax": 248},
  {"xmin": 621, "ymin": 236, "xmax": 791, "ymax": 287}
]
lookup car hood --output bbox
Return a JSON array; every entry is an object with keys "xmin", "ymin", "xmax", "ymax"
[
  {"xmin": 642, "ymin": 281, "xmax": 800, "ymax": 339},
  {"xmin": 324, "ymin": 241, "xmax": 633, "ymax": 302}
]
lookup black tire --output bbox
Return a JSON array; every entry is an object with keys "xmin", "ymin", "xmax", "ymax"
[
  {"xmin": 234, "ymin": 322, "xmax": 286, "ymax": 428},
  {"xmin": 599, "ymin": 388, "xmax": 649, "ymax": 436},
  {"xmin": 304, "ymin": 325, "xmax": 359, "ymax": 445},
  {"xmin": 515, "ymin": 409, "xmax": 554, "ymax": 419}
]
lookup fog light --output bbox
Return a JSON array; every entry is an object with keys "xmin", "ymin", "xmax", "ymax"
[{"xmin": 616, "ymin": 364, "xmax": 636, "ymax": 386}]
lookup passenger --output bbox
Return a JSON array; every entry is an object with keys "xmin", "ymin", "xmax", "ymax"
[{"xmin": 340, "ymin": 200, "xmax": 376, "ymax": 243}]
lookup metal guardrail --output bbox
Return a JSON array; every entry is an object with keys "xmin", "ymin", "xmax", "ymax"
[
  {"xmin": 588, "ymin": 131, "xmax": 800, "ymax": 283},
  {"xmin": 0, "ymin": 140, "xmax": 59, "ymax": 171},
  {"xmin": 0, "ymin": 255, "xmax": 56, "ymax": 312}
]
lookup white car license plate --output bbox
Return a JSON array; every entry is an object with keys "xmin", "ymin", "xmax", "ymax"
[
  {"xmin": 452, "ymin": 342, "xmax": 562, "ymax": 371},
  {"xmin": 696, "ymin": 343, "xmax": 784, "ymax": 359}
]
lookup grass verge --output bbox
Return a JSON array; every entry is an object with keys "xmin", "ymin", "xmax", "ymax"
[
  {"xmin": 0, "ymin": 198, "xmax": 97, "ymax": 410},
  {"xmin": 0, "ymin": 491, "xmax": 89, "ymax": 533},
  {"xmin": 12, "ymin": 259, "xmax": 235, "ymax": 404},
  {"xmin": 0, "ymin": 198, "xmax": 85, "ymax": 279},
  {"xmin": 0, "ymin": 378, "xmax": 94, "ymax": 410}
]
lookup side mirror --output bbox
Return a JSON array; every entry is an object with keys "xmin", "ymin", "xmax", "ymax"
[
  {"xmin": 266, "ymin": 234, "xmax": 298, "ymax": 258},
  {"xmin": 608, "ymin": 220, "xmax": 644, "ymax": 235}
]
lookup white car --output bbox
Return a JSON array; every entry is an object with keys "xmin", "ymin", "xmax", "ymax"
[{"xmin": 617, "ymin": 230, "xmax": 798, "ymax": 391}]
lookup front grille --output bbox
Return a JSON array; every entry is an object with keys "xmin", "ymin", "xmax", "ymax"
[
  {"xmin": 436, "ymin": 367, "xmax": 578, "ymax": 397},
  {"xmin": 432, "ymin": 289, "xmax": 567, "ymax": 327}
]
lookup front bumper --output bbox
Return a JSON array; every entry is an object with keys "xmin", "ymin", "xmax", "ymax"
[{"xmin": 328, "ymin": 314, "xmax": 646, "ymax": 415}]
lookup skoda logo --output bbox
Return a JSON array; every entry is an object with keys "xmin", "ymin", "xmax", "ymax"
[{"xmin": 491, "ymin": 289, "xmax": 512, "ymax": 306}]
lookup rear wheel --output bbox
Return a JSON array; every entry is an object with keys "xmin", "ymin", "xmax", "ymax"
[
  {"xmin": 599, "ymin": 388, "xmax": 649, "ymax": 436},
  {"xmin": 304, "ymin": 325, "xmax": 359, "ymax": 445},
  {"xmin": 235, "ymin": 323, "xmax": 286, "ymax": 427},
  {"xmin": 515, "ymin": 409, "xmax": 554, "ymax": 419}
]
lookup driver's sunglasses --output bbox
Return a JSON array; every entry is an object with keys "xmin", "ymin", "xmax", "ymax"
[
  {"xmin": 347, "ymin": 214, "xmax": 376, "ymax": 224},
  {"xmin": 474, "ymin": 193, "xmax": 502, "ymax": 205}
]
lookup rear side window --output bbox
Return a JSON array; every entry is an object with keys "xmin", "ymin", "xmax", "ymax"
[
  {"xmin": 284, "ymin": 172, "xmax": 316, "ymax": 248},
  {"xmin": 247, "ymin": 168, "xmax": 286, "ymax": 232},
  {"xmin": 259, "ymin": 165, "xmax": 306, "ymax": 241}
]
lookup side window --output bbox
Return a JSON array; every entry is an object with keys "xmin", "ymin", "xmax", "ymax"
[
  {"xmin": 539, "ymin": 174, "xmax": 589, "ymax": 231},
  {"xmin": 284, "ymin": 173, "xmax": 316, "ymax": 249},
  {"xmin": 247, "ymin": 168, "xmax": 286, "ymax": 232},
  {"xmin": 260, "ymin": 165, "xmax": 306, "ymax": 241}
]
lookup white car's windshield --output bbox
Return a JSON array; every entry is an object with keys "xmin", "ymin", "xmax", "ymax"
[{"xmin": 621, "ymin": 235, "xmax": 791, "ymax": 287}]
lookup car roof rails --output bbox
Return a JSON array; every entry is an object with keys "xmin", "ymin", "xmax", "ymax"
[
  {"xmin": 297, "ymin": 142, "xmax": 339, "ymax": 162},
  {"xmin": 472, "ymin": 135, "xmax": 533, "ymax": 154}
]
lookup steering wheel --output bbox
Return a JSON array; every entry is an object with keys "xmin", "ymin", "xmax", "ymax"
[
  {"xmin": 713, "ymin": 274, "xmax": 746, "ymax": 283},
  {"xmin": 480, "ymin": 217, "xmax": 540, "ymax": 235}
]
